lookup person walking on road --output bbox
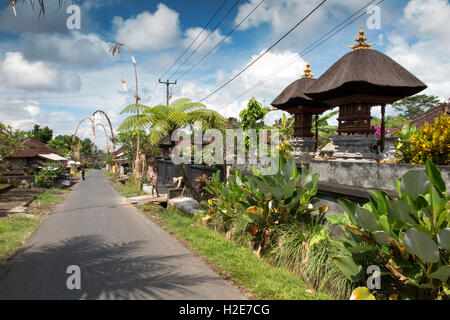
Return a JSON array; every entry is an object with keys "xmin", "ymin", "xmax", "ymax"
[{"xmin": 81, "ymin": 167, "xmax": 86, "ymax": 181}]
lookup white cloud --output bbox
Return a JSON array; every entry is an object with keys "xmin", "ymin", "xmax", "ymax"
[
  {"xmin": 386, "ymin": 0, "xmax": 450, "ymax": 100},
  {"xmin": 20, "ymin": 32, "xmax": 109, "ymax": 68},
  {"xmin": 183, "ymin": 27, "xmax": 231, "ymax": 55},
  {"xmin": 168, "ymin": 50, "xmax": 307, "ymax": 121},
  {"xmin": 0, "ymin": 52, "xmax": 81, "ymax": 92},
  {"xmin": 113, "ymin": 4, "xmax": 181, "ymax": 51}
]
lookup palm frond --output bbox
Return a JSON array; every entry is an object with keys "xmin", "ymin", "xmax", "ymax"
[
  {"xmin": 188, "ymin": 109, "xmax": 228, "ymax": 130},
  {"xmin": 179, "ymin": 102, "xmax": 206, "ymax": 112},
  {"xmin": 149, "ymin": 120, "xmax": 171, "ymax": 145},
  {"xmin": 119, "ymin": 104, "xmax": 151, "ymax": 115},
  {"xmin": 170, "ymin": 98, "xmax": 192, "ymax": 109},
  {"xmin": 118, "ymin": 114, "xmax": 147, "ymax": 132},
  {"xmin": 167, "ymin": 110, "xmax": 190, "ymax": 128}
]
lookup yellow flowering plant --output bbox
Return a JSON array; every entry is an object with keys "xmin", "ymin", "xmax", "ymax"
[{"xmin": 410, "ymin": 115, "xmax": 449, "ymax": 165}]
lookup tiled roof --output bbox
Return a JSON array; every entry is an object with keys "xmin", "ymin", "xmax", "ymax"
[
  {"xmin": 409, "ymin": 103, "xmax": 449, "ymax": 128},
  {"xmin": 11, "ymin": 138, "xmax": 63, "ymax": 158}
]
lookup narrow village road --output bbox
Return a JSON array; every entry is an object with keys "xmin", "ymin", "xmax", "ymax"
[{"xmin": 0, "ymin": 170, "xmax": 243, "ymax": 300}]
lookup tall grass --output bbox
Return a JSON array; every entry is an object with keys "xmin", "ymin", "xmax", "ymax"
[{"xmin": 269, "ymin": 223, "xmax": 354, "ymax": 300}]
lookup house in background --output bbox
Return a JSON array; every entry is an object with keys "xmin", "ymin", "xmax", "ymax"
[
  {"xmin": 409, "ymin": 102, "xmax": 449, "ymax": 128},
  {"xmin": 1, "ymin": 138, "xmax": 66, "ymax": 175}
]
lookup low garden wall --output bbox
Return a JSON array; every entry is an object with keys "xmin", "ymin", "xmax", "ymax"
[{"xmin": 308, "ymin": 161, "xmax": 450, "ymax": 193}]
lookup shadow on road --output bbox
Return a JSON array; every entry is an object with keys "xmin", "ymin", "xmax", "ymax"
[{"xmin": 0, "ymin": 235, "xmax": 220, "ymax": 300}]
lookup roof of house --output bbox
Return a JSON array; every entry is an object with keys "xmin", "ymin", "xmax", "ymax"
[
  {"xmin": 409, "ymin": 103, "xmax": 449, "ymax": 128},
  {"xmin": 11, "ymin": 138, "xmax": 63, "ymax": 158}
]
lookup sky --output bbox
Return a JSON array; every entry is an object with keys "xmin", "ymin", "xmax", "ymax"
[{"xmin": 0, "ymin": 0, "xmax": 449, "ymax": 149}]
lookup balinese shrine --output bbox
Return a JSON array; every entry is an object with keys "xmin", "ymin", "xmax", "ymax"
[
  {"xmin": 272, "ymin": 62, "xmax": 330, "ymax": 160},
  {"xmin": 305, "ymin": 26, "xmax": 427, "ymax": 162}
]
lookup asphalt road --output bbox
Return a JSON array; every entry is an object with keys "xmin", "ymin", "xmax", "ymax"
[{"xmin": 0, "ymin": 170, "xmax": 243, "ymax": 300}]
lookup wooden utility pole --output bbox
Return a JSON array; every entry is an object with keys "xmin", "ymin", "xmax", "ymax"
[{"xmin": 159, "ymin": 79, "xmax": 177, "ymax": 106}]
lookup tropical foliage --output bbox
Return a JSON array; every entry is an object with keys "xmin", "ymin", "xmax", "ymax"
[
  {"xmin": 34, "ymin": 163, "xmax": 66, "ymax": 188},
  {"xmin": 119, "ymin": 98, "xmax": 228, "ymax": 146},
  {"xmin": 392, "ymin": 94, "xmax": 442, "ymax": 119},
  {"xmin": 409, "ymin": 115, "xmax": 449, "ymax": 165},
  {"xmin": 394, "ymin": 124, "xmax": 419, "ymax": 164},
  {"xmin": 328, "ymin": 160, "xmax": 450, "ymax": 300},
  {"xmin": 0, "ymin": 122, "xmax": 24, "ymax": 161}
]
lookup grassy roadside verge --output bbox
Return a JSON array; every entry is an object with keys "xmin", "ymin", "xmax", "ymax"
[
  {"xmin": 140, "ymin": 205, "xmax": 330, "ymax": 300},
  {"xmin": 26, "ymin": 189, "xmax": 70, "ymax": 215},
  {"xmin": 0, "ymin": 216, "xmax": 44, "ymax": 267},
  {"xmin": 0, "ymin": 187, "xmax": 71, "ymax": 267},
  {"xmin": 104, "ymin": 171, "xmax": 145, "ymax": 198}
]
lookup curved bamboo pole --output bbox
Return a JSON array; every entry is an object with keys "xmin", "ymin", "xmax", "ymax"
[
  {"xmin": 95, "ymin": 123, "xmax": 112, "ymax": 172},
  {"xmin": 72, "ymin": 117, "xmax": 95, "ymax": 162},
  {"xmin": 110, "ymin": 43, "xmax": 144, "ymax": 184},
  {"xmin": 92, "ymin": 110, "xmax": 118, "ymax": 179}
]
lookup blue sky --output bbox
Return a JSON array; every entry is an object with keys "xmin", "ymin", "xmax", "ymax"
[{"xmin": 0, "ymin": 0, "xmax": 448, "ymax": 148}]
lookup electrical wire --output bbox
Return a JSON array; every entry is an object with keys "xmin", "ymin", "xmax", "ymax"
[
  {"xmin": 199, "ymin": 0, "xmax": 328, "ymax": 103},
  {"xmin": 212, "ymin": 0, "xmax": 384, "ymax": 113},
  {"xmin": 176, "ymin": 0, "xmax": 266, "ymax": 82}
]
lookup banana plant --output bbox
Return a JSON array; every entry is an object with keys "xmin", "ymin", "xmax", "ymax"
[{"xmin": 328, "ymin": 160, "xmax": 450, "ymax": 300}]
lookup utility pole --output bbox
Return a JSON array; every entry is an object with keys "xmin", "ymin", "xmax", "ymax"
[{"xmin": 159, "ymin": 79, "xmax": 177, "ymax": 106}]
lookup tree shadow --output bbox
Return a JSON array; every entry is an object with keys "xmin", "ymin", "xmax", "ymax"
[{"xmin": 0, "ymin": 235, "xmax": 227, "ymax": 300}]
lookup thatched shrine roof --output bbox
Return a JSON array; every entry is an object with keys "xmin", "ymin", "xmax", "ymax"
[
  {"xmin": 305, "ymin": 27, "xmax": 427, "ymax": 106},
  {"xmin": 272, "ymin": 63, "xmax": 330, "ymax": 114}
]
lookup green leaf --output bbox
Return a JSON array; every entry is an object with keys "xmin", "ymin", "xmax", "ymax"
[
  {"xmin": 338, "ymin": 198, "xmax": 358, "ymax": 226},
  {"xmin": 401, "ymin": 170, "xmax": 430, "ymax": 199},
  {"xmin": 355, "ymin": 207, "xmax": 381, "ymax": 232},
  {"xmin": 346, "ymin": 245, "xmax": 376, "ymax": 254},
  {"xmin": 404, "ymin": 228, "xmax": 440, "ymax": 263},
  {"xmin": 387, "ymin": 199, "xmax": 417, "ymax": 225},
  {"xmin": 429, "ymin": 265, "xmax": 450, "ymax": 282},
  {"xmin": 327, "ymin": 214, "xmax": 346, "ymax": 225},
  {"xmin": 425, "ymin": 160, "xmax": 446, "ymax": 193},
  {"xmin": 332, "ymin": 256, "xmax": 363, "ymax": 281},
  {"xmin": 281, "ymin": 157, "xmax": 296, "ymax": 179},
  {"xmin": 373, "ymin": 231, "xmax": 394, "ymax": 246},
  {"xmin": 437, "ymin": 228, "xmax": 450, "ymax": 250}
]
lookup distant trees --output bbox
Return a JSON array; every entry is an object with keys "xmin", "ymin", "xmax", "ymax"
[
  {"xmin": 239, "ymin": 98, "xmax": 270, "ymax": 130},
  {"xmin": 27, "ymin": 124, "xmax": 53, "ymax": 144},
  {"xmin": 392, "ymin": 94, "xmax": 442, "ymax": 119},
  {"xmin": 0, "ymin": 122, "xmax": 24, "ymax": 161}
]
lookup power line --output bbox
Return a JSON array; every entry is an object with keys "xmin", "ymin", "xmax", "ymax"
[
  {"xmin": 168, "ymin": 0, "xmax": 243, "ymax": 80},
  {"xmin": 212, "ymin": 0, "xmax": 384, "ymax": 113},
  {"xmin": 158, "ymin": 0, "xmax": 230, "ymax": 81},
  {"xmin": 176, "ymin": 0, "xmax": 266, "ymax": 82},
  {"xmin": 199, "ymin": 0, "xmax": 328, "ymax": 103}
]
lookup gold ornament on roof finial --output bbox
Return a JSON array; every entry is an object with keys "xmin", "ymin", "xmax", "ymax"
[
  {"xmin": 349, "ymin": 25, "xmax": 374, "ymax": 51},
  {"xmin": 301, "ymin": 62, "xmax": 314, "ymax": 78}
]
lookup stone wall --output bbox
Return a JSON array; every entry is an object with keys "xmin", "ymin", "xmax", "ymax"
[{"xmin": 308, "ymin": 161, "xmax": 450, "ymax": 193}]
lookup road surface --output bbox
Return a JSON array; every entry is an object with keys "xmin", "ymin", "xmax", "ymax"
[{"xmin": 0, "ymin": 170, "xmax": 243, "ymax": 300}]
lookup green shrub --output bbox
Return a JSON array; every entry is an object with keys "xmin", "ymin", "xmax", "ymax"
[
  {"xmin": 328, "ymin": 160, "xmax": 450, "ymax": 300},
  {"xmin": 34, "ymin": 163, "xmax": 65, "ymax": 188},
  {"xmin": 394, "ymin": 124, "xmax": 419, "ymax": 163},
  {"xmin": 409, "ymin": 114, "xmax": 449, "ymax": 165}
]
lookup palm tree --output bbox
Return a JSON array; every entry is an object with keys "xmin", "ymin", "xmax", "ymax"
[
  {"xmin": 119, "ymin": 98, "xmax": 228, "ymax": 201},
  {"xmin": 120, "ymin": 98, "xmax": 228, "ymax": 145}
]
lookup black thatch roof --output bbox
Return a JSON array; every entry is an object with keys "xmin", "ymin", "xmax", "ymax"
[
  {"xmin": 271, "ymin": 78, "xmax": 330, "ymax": 113},
  {"xmin": 305, "ymin": 49, "xmax": 427, "ymax": 106}
]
